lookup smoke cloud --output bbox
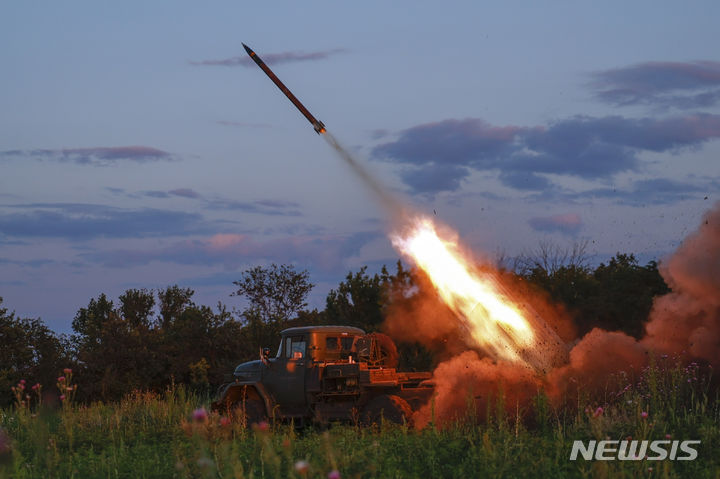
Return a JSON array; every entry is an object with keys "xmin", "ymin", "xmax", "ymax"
[
  {"xmin": 384, "ymin": 203, "xmax": 720, "ymax": 426},
  {"xmin": 642, "ymin": 202, "xmax": 720, "ymax": 366},
  {"xmin": 412, "ymin": 351, "xmax": 540, "ymax": 428}
]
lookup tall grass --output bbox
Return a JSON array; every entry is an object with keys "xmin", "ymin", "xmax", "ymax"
[{"xmin": 0, "ymin": 358, "xmax": 718, "ymax": 478}]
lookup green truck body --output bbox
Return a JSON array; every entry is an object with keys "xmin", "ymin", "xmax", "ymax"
[{"xmin": 212, "ymin": 325, "xmax": 434, "ymax": 426}]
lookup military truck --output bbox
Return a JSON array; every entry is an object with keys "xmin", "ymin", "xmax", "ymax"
[{"xmin": 212, "ymin": 326, "xmax": 434, "ymax": 426}]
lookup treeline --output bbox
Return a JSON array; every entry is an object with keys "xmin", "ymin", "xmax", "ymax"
[{"xmin": 0, "ymin": 253, "xmax": 668, "ymax": 406}]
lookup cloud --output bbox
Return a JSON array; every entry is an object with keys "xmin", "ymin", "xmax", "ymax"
[
  {"xmin": 372, "ymin": 114, "xmax": 720, "ymax": 194},
  {"xmin": 591, "ymin": 61, "xmax": 720, "ymax": 109},
  {"xmin": 141, "ymin": 190, "xmax": 170, "ymax": 198},
  {"xmin": 139, "ymin": 189, "xmax": 202, "ymax": 199},
  {"xmin": 584, "ymin": 178, "xmax": 712, "ymax": 206},
  {"xmin": 528, "ymin": 213, "xmax": 583, "ymax": 236},
  {"xmin": 206, "ymin": 199, "xmax": 302, "ymax": 216},
  {"xmin": 0, "ymin": 257, "xmax": 55, "ymax": 267},
  {"xmin": 373, "ymin": 118, "xmax": 525, "ymax": 167},
  {"xmin": 191, "ymin": 48, "xmax": 347, "ymax": 67},
  {"xmin": 86, "ymin": 231, "xmax": 381, "ymax": 272},
  {"xmin": 498, "ymin": 171, "xmax": 553, "ymax": 191},
  {"xmin": 108, "ymin": 187, "xmax": 303, "ymax": 217},
  {"xmin": 0, "ymin": 203, "xmax": 207, "ymax": 239},
  {"xmin": 0, "ymin": 146, "xmax": 176, "ymax": 166},
  {"xmin": 169, "ymin": 188, "xmax": 201, "ymax": 199},
  {"xmin": 399, "ymin": 164, "xmax": 470, "ymax": 194}
]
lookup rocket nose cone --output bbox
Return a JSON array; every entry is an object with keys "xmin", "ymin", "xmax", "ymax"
[{"xmin": 242, "ymin": 43, "xmax": 254, "ymax": 55}]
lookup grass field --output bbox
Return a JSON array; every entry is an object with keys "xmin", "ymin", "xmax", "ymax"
[{"xmin": 1, "ymin": 360, "xmax": 718, "ymax": 478}]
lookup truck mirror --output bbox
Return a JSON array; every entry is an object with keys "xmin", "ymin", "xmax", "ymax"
[{"xmin": 260, "ymin": 347, "xmax": 271, "ymax": 365}]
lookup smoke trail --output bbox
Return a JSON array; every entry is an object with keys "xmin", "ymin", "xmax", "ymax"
[{"xmin": 322, "ymin": 132, "xmax": 407, "ymax": 220}]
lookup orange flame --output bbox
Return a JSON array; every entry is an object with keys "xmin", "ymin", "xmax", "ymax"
[{"xmin": 391, "ymin": 215, "xmax": 567, "ymax": 372}]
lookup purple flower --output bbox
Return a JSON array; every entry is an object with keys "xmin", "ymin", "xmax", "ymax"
[
  {"xmin": 192, "ymin": 408, "xmax": 208, "ymax": 423},
  {"xmin": 593, "ymin": 407, "xmax": 603, "ymax": 417},
  {"xmin": 641, "ymin": 411, "xmax": 648, "ymax": 419},
  {"xmin": 328, "ymin": 470, "xmax": 341, "ymax": 479}
]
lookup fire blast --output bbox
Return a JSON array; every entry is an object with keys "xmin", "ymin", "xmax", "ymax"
[{"xmin": 391, "ymin": 215, "xmax": 568, "ymax": 373}]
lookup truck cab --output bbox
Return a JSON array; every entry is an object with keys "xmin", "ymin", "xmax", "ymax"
[{"xmin": 261, "ymin": 326, "xmax": 364, "ymax": 417}]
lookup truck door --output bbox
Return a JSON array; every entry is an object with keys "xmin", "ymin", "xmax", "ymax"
[{"xmin": 267, "ymin": 334, "xmax": 307, "ymax": 415}]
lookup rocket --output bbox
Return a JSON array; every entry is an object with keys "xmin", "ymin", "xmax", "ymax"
[{"xmin": 242, "ymin": 43, "xmax": 326, "ymax": 134}]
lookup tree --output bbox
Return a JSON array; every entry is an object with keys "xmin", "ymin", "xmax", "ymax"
[
  {"xmin": 158, "ymin": 286, "xmax": 194, "ymax": 329},
  {"xmin": 119, "ymin": 288, "xmax": 155, "ymax": 329},
  {"xmin": 324, "ymin": 261, "xmax": 418, "ymax": 333},
  {"xmin": 0, "ymin": 297, "xmax": 68, "ymax": 406},
  {"xmin": 71, "ymin": 293, "xmax": 115, "ymax": 343},
  {"xmin": 232, "ymin": 264, "xmax": 314, "ymax": 324},
  {"xmin": 521, "ymin": 251, "xmax": 669, "ymax": 338},
  {"xmin": 591, "ymin": 254, "xmax": 669, "ymax": 337}
]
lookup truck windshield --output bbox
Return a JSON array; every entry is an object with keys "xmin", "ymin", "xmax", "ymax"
[
  {"xmin": 285, "ymin": 336, "xmax": 306, "ymax": 359},
  {"xmin": 326, "ymin": 335, "xmax": 356, "ymax": 351}
]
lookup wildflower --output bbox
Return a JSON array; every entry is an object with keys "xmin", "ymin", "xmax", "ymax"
[
  {"xmin": 63, "ymin": 368, "xmax": 72, "ymax": 375},
  {"xmin": 593, "ymin": 407, "xmax": 603, "ymax": 418},
  {"xmin": 219, "ymin": 416, "xmax": 231, "ymax": 427},
  {"xmin": 641, "ymin": 411, "xmax": 648, "ymax": 419},
  {"xmin": 648, "ymin": 466, "xmax": 653, "ymax": 472},
  {"xmin": 59, "ymin": 395, "xmax": 65, "ymax": 401},
  {"xmin": 294, "ymin": 460, "xmax": 310, "ymax": 474},
  {"xmin": 192, "ymin": 408, "xmax": 208, "ymax": 423},
  {"xmin": 31, "ymin": 383, "xmax": 40, "ymax": 391},
  {"xmin": 665, "ymin": 434, "xmax": 672, "ymax": 439},
  {"xmin": 57, "ymin": 376, "xmax": 65, "ymax": 383},
  {"xmin": 328, "ymin": 470, "xmax": 341, "ymax": 479},
  {"xmin": 282, "ymin": 438, "xmax": 291, "ymax": 449},
  {"xmin": 255, "ymin": 420, "xmax": 270, "ymax": 432},
  {"xmin": 19, "ymin": 379, "xmax": 26, "ymax": 385}
]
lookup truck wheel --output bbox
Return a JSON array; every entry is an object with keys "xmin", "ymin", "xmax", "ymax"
[
  {"xmin": 219, "ymin": 385, "xmax": 268, "ymax": 427},
  {"xmin": 362, "ymin": 394, "xmax": 413, "ymax": 427},
  {"xmin": 234, "ymin": 396, "xmax": 268, "ymax": 427}
]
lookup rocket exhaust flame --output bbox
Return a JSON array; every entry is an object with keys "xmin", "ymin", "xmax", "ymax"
[{"xmin": 391, "ymin": 216, "xmax": 568, "ymax": 373}]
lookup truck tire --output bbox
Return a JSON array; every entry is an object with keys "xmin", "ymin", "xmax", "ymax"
[
  {"xmin": 217, "ymin": 385, "xmax": 268, "ymax": 427},
  {"xmin": 362, "ymin": 394, "xmax": 413, "ymax": 426},
  {"xmin": 236, "ymin": 396, "xmax": 268, "ymax": 427}
]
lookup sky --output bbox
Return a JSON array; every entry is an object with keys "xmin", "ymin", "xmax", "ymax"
[{"xmin": 1, "ymin": 1, "xmax": 719, "ymax": 333}]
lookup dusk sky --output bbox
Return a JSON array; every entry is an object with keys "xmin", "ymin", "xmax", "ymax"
[{"xmin": 2, "ymin": 1, "xmax": 719, "ymax": 333}]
